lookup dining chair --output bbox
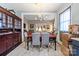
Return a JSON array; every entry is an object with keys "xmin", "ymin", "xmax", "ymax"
[
  {"xmin": 41, "ymin": 32, "xmax": 50, "ymax": 51},
  {"xmin": 32, "ymin": 32, "xmax": 40, "ymax": 51}
]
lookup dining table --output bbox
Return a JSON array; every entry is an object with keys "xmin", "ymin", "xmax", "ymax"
[{"xmin": 26, "ymin": 33, "xmax": 57, "ymax": 50}]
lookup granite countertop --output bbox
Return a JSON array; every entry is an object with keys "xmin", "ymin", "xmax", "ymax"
[
  {"xmin": 0, "ymin": 32, "xmax": 13, "ymax": 35},
  {"xmin": 71, "ymin": 38, "xmax": 79, "ymax": 41}
]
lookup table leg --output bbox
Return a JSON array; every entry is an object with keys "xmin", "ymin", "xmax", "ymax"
[
  {"xmin": 54, "ymin": 38, "xmax": 56, "ymax": 50},
  {"xmin": 27, "ymin": 38, "xmax": 29, "ymax": 50}
]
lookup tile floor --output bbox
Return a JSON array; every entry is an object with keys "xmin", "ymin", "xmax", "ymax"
[{"xmin": 7, "ymin": 42, "xmax": 63, "ymax": 56}]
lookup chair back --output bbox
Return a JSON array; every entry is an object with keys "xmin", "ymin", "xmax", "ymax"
[
  {"xmin": 41, "ymin": 32, "xmax": 49, "ymax": 46},
  {"xmin": 32, "ymin": 32, "xmax": 40, "ymax": 45}
]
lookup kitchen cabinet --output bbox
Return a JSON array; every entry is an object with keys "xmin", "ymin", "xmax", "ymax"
[
  {"xmin": 0, "ymin": 35, "xmax": 6, "ymax": 54},
  {"xmin": 0, "ymin": 6, "xmax": 22, "ymax": 56}
]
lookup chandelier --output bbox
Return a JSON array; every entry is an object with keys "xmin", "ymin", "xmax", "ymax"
[{"xmin": 35, "ymin": 14, "xmax": 48, "ymax": 21}]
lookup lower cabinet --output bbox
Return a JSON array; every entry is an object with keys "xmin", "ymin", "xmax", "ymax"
[
  {"xmin": 13, "ymin": 33, "xmax": 20, "ymax": 45},
  {"xmin": 72, "ymin": 40, "xmax": 79, "ymax": 56},
  {"xmin": 0, "ymin": 35, "xmax": 7, "ymax": 54},
  {"xmin": 6, "ymin": 34, "xmax": 12, "ymax": 50},
  {"xmin": 0, "ymin": 33, "xmax": 21, "ymax": 55}
]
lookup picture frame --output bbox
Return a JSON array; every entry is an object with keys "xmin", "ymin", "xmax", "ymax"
[
  {"xmin": 30, "ymin": 24, "xmax": 34, "ymax": 28},
  {"xmin": 46, "ymin": 25, "xmax": 50, "ymax": 29}
]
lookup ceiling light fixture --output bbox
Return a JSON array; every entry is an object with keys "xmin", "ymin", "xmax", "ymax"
[{"xmin": 34, "ymin": 3, "xmax": 46, "ymax": 9}]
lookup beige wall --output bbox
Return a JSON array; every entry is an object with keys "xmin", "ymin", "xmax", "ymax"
[
  {"xmin": 57, "ymin": 3, "xmax": 79, "ymax": 43},
  {"xmin": 27, "ymin": 20, "xmax": 54, "ymax": 32},
  {"xmin": 71, "ymin": 3, "xmax": 79, "ymax": 24},
  {"xmin": 57, "ymin": 3, "xmax": 72, "ymax": 43}
]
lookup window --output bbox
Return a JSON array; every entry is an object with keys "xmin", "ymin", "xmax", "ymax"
[{"xmin": 60, "ymin": 7, "xmax": 71, "ymax": 32}]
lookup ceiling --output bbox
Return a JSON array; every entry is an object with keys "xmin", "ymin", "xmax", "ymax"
[
  {"xmin": 0, "ymin": 3, "xmax": 66, "ymax": 21},
  {"xmin": 3, "ymin": 3, "xmax": 64, "ymax": 12}
]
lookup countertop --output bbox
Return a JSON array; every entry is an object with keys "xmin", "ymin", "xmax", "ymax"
[
  {"xmin": 0, "ymin": 32, "xmax": 13, "ymax": 35},
  {"xmin": 71, "ymin": 38, "xmax": 79, "ymax": 41}
]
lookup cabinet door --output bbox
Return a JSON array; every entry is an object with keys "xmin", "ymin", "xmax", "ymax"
[
  {"xmin": 15, "ymin": 19, "xmax": 17, "ymax": 29},
  {"xmin": 7, "ymin": 16, "xmax": 13, "ymax": 28},
  {"xmin": 0, "ymin": 35, "xmax": 7, "ymax": 54},
  {"xmin": 13, "ymin": 33, "xmax": 20, "ymax": 45},
  {"xmin": 6, "ymin": 34, "xmax": 13, "ymax": 49},
  {"xmin": 2, "ymin": 14, "xmax": 6, "ymax": 28},
  {"xmin": 18, "ymin": 20, "xmax": 21, "ymax": 29},
  {"xmin": 13, "ymin": 33, "xmax": 18, "ymax": 45},
  {"xmin": 0, "ymin": 12, "xmax": 3, "ymax": 29},
  {"xmin": 16, "ymin": 33, "xmax": 20, "ymax": 42},
  {"xmin": 0, "ymin": 20, "xmax": 2, "ymax": 28}
]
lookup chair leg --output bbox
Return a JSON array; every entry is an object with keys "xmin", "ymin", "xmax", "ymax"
[
  {"xmin": 27, "ymin": 40, "xmax": 29, "ymax": 50},
  {"xmin": 54, "ymin": 39, "xmax": 56, "ymax": 50},
  {"xmin": 39, "ymin": 45, "xmax": 40, "ymax": 52},
  {"xmin": 48, "ymin": 46, "xmax": 49, "ymax": 52},
  {"xmin": 48, "ymin": 44, "xmax": 50, "ymax": 52},
  {"xmin": 24, "ymin": 42, "xmax": 26, "ymax": 48}
]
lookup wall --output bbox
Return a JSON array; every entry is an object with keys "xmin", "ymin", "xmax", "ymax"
[
  {"xmin": 27, "ymin": 20, "xmax": 53, "ymax": 32},
  {"xmin": 24, "ymin": 17, "xmax": 29, "ymax": 31},
  {"xmin": 0, "ymin": 3, "xmax": 22, "ymax": 17},
  {"xmin": 57, "ymin": 3, "xmax": 79, "ymax": 43},
  {"xmin": 57, "ymin": 3, "xmax": 79, "ymax": 24},
  {"xmin": 57, "ymin": 3, "xmax": 79, "ymax": 26},
  {"xmin": 71, "ymin": 3, "xmax": 79, "ymax": 24},
  {"xmin": 57, "ymin": 3, "xmax": 71, "ymax": 43}
]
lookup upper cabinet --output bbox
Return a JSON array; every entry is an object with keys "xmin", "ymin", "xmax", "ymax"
[
  {"xmin": 7, "ymin": 16, "xmax": 13, "ymax": 28},
  {"xmin": 15, "ymin": 19, "xmax": 21, "ymax": 29},
  {"xmin": 2, "ymin": 13, "xmax": 6, "ymax": 28},
  {"xmin": 0, "ymin": 12, "xmax": 2, "ymax": 28},
  {"xmin": 0, "ymin": 13, "xmax": 6, "ymax": 29},
  {"xmin": 0, "ymin": 6, "xmax": 21, "ymax": 33}
]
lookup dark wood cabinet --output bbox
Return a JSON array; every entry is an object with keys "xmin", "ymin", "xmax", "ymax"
[
  {"xmin": 7, "ymin": 16, "xmax": 13, "ymax": 28},
  {"xmin": 6, "ymin": 34, "xmax": 13, "ymax": 50},
  {"xmin": 0, "ymin": 6, "xmax": 22, "ymax": 56},
  {"xmin": 13, "ymin": 33, "xmax": 21, "ymax": 45},
  {"xmin": 0, "ymin": 35, "xmax": 7, "ymax": 54}
]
